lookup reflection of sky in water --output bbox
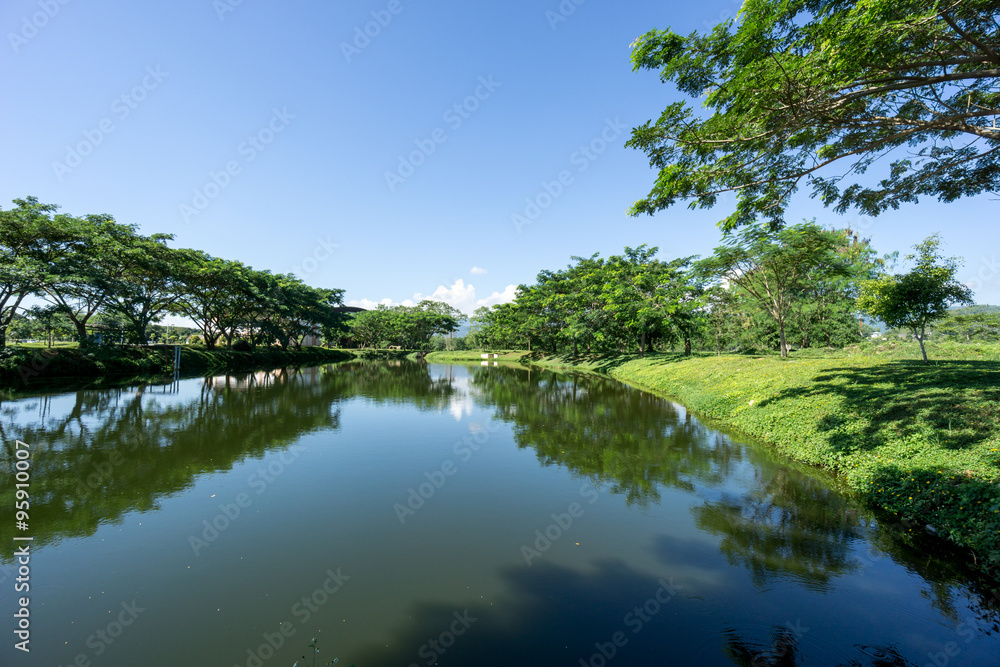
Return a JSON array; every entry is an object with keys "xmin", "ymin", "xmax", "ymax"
[{"xmin": 444, "ymin": 371, "xmax": 476, "ymax": 421}]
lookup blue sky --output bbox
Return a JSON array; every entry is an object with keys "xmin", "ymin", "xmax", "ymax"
[{"xmin": 2, "ymin": 0, "xmax": 997, "ymax": 316}]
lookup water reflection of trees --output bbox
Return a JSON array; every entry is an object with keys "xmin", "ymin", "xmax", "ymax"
[
  {"xmin": 324, "ymin": 360, "xmax": 457, "ymax": 409},
  {"xmin": 723, "ymin": 629, "xmax": 919, "ymax": 666},
  {"xmin": 466, "ymin": 364, "xmax": 1000, "ymax": 613},
  {"xmin": 692, "ymin": 468, "xmax": 863, "ymax": 589},
  {"xmin": 0, "ymin": 361, "xmax": 454, "ymax": 558},
  {"xmin": 469, "ymin": 366, "xmax": 865, "ymax": 584},
  {"xmin": 468, "ymin": 365, "xmax": 744, "ymax": 506}
]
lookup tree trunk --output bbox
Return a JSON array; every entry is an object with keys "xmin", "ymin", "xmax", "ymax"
[
  {"xmin": 684, "ymin": 338, "xmax": 691, "ymax": 356},
  {"xmin": 201, "ymin": 325, "xmax": 215, "ymax": 349},
  {"xmin": 74, "ymin": 321, "xmax": 89, "ymax": 345},
  {"xmin": 638, "ymin": 331, "xmax": 646, "ymax": 357},
  {"xmin": 778, "ymin": 321, "xmax": 788, "ymax": 358},
  {"xmin": 918, "ymin": 325, "xmax": 929, "ymax": 363}
]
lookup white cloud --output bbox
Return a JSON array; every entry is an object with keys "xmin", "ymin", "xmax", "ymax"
[
  {"xmin": 476, "ymin": 284, "xmax": 517, "ymax": 309},
  {"xmin": 348, "ymin": 279, "xmax": 517, "ymax": 315},
  {"xmin": 418, "ymin": 279, "xmax": 478, "ymax": 313},
  {"xmin": 346, "ymin": 297, "xmax": 416, "ymax": 310},
  {"xmin": 470, "ymin": 266, "xmax": 487, "ymax": 275}
]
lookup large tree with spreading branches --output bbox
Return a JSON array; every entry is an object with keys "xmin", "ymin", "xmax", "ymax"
[{"xmin": 627, "ymin": 0, "xmax": 1000, "ymax": 230}]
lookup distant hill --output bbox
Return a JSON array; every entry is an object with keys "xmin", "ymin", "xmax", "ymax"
[
  {"xmin": 951, "ymin": 305, "xmax": 1000, "ymax": 316},
  {"xmin": 861, "ymin": 306, "xmax": 997, "ymax": 336}
]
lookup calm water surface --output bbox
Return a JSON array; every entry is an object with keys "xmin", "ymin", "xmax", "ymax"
[{"xmin": 1, "ymin": 361, "xmax": 998, "ymax": 667}]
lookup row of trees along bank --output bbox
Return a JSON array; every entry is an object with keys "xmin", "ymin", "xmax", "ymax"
[
  {"xmin": 1, "ymin": 197, "xmax": 347, "ymax": 350},
  {"xmin": 467, "ymin": 225, "xmax": 978, "ymax": 362}
]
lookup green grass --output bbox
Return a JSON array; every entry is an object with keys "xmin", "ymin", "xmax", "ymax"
[
  {"xmin": 13, "ymin": 341, "xmax": 79, "ymax": 349},
  {"xmin": 428, "ymin": 340, "xmax": 1000, "ymax": 580},
  {"xmin": 423, "ymin": 350, "xmax": 528, "ymax": 363}
]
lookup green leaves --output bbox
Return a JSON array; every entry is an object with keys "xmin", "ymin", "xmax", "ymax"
[
  {"xmin": 472, "ymin": 246, "xmax": 701, "ymax": 355},
  {"xmin": 628, "ymin": 1, "xmax": 1000, "ymax": 228},
  {"xmin": 695, "ymin": 222, "xmax": 860, "ymax": 356},
  {"xmin": 857, "ymin": 234, "xmax": 975, "ymax": 361},
  {"xmin": 348, "ymin": 301, "xmax": 465, "ymax": 350}
]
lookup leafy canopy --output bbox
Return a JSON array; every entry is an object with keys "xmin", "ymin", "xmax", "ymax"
[
  {"xmin": 857, "ymin": 234, "xmax": 974, "ymax": 360},
  {"xmin": 627, "ymin": 0, "xmax": 1000, "ymax": 230},
  {"xmin": 694, "ymin": 222, "xmax": 856, "ymax": 356}
]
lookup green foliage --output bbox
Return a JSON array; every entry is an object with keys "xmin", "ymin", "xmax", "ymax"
[
  {"xmin": 0, "ymin": 344, "xmax": 352, "ymax": 387},
  {"xmin": 39, "ymin": 212, "xmax": 151, "ymax": 344},
  {"xmin": 952, "ymin": 304, "xmax": 1000, "ymax": 317},
  {"xmin": 1, "ymin": 196, "xmax": 348, "ymax": 356},
  {"xmin": 0, "ymin": 197, "xmax": 81, "ymax": 346},
  {"xmin": 858, "ymin": 235, "xmax": 975, "ymax": 361},
  {"xmin": 429, "ymin": 335, "xmax": 469, "ymax": 352},
  {"xmin": 936, "ymin": 311, "xmax": 1000, "ymax": 342},
  {"xmin": 694, "ymin": 222, "xmax": 866, "ymax": 356},
  {"xmin": 10, "ymin": 306, "xmax": 75, "ymax": 346},
  {"xmin": 474, "ymin": 246, "xmax": 702, "ymax": 356},
  {"xmin": 0, "ymin": 345, "xmax": 170, "ymax": 385},
  {"xmin": 102, "ymin": 233, "xmax": 185, "ymax": 344},
  {"xmin": 231, "ymin": 339, "xmax": 253, "ymax": 352},
  {"xmin": 627, "ymin": 1, "xmax": 1000, "ymax": 229},
  {"xmin": 348, "ymin": 301, "xmax": 464, "ymax": 350}
]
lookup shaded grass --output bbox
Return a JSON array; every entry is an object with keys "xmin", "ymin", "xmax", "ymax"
[{"xmin": 12, "ymin": 341, "xmax": 79, "ymax": 349}]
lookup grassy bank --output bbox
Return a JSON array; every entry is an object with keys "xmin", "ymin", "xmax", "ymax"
[
  {"xmin": 1, "ymin": 345, "xmax": 354, "ymax": 389},
  {"xmin": 426, "ymin": 340, "xmax": 1000, "ymax": 579},
  {"xmin": 422, "ymin": 350, "xmax": 528, "ymax": 364}
]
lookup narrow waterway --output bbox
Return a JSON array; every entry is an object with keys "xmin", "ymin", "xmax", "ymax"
[{"xmin": 1, "ymin": 361, "xmax": 997, "ymax": 666}]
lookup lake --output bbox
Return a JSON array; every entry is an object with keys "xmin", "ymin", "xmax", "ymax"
[{"xmin": 1, "ymin": 361, "xmax": 998, "ymax": 666}]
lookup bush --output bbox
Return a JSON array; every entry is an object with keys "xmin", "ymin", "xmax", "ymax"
[{"xmin": 231, "ymin": 339, "xmax": 253, "ymax": 352}]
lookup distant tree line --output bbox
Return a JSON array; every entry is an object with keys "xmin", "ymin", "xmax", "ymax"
[
  {"xmin": 1, "ymin": 197, "xmax": 347, "ymax": 349},
  {"xmin": 7, "ymin": 196, "xmax": 984, "ymax": 361},
  {"xmin": 933, "ymin": 306, "xmax": 1000, "ymax": 342},
  {"xmin": 467, "ymin": 223, "xmax": 981, "ymax": 361}
]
